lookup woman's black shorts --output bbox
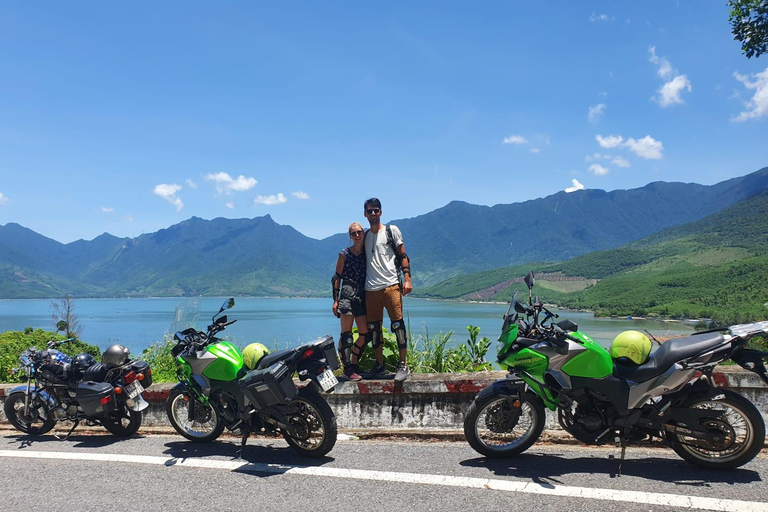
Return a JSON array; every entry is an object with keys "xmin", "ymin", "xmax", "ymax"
[{"xmin": 338, "ymin": 283, "xmax": 366, "ymax": 317}]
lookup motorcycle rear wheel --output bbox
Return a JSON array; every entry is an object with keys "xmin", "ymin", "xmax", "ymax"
[
  {"xmin": 102, "ymin": 402, "xmax": 142, "ymax": 437},
  {"xmin": 282, "ymin": 386, "xmax": 337, "ymax": 458},
  {"xmin": 166, "ymin": 388, "xmax": 224, "ymax": 443},
  {"xmin": 3, "ymin": 391, "xmax": 55, "ymax": 436},
  {"xmin": 672, "ymin": 389, "xmax": 765, "ymax": 469},
  {"xmin": 464, "ymin": 392, "xmax": 545, "ymax": 458}
]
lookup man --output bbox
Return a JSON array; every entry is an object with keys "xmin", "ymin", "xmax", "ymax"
[{"xmin": 362, "ymin": 197, "xmax": 412, "ymax": 382}]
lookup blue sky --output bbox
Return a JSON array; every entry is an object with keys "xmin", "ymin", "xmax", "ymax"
[{"xmin": 1, "ymin": 2, "xmax": 766, "ymax": 244}]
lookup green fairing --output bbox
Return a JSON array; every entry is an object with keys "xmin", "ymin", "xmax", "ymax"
[
  {"xmin": 561, "ymin": 331, "xmax": 613, "ymax": 378},
  {"xmin": 202, "ymin": 341, "xmax": 244, "ymax": 381},
  {"xmin": 497, "ymin": 324, "xmax": 519, "ymax": 344},
  {"xmin": 500, "ymin": 348, "xmax": 548, "ymax": 374}
]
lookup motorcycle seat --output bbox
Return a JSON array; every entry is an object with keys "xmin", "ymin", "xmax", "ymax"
[
  {"xmin": 256, "ymin": 347, "xmax": 298, "ymax": 369},
  {"xmin": 82, "ymin": 362, "xmax": 109, "ymax": 382},
  {"xmin": 614, "ymin": 331, "xmax": 726, "ymax": 382}
]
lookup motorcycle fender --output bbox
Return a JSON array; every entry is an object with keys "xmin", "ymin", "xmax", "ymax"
[
  {"xmin": 7, "ymin": 385, "xmax": 55, "ymax": 406},
  {"xmin": 475, "ymin": 377, "xmax": 526, "ymax": 402}
]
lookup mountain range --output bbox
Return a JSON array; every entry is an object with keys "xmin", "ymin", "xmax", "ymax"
[{"xmin": 1, "ymin": 167, "xmax": 767, "ymax": 299}]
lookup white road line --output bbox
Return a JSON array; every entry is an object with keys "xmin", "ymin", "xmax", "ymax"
[{"xmin": 1, "ymin": 449, "xmax": 766, "ymax": 512}]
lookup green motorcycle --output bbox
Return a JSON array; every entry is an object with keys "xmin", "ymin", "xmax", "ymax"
[
  {"xmin": 464, "ymin": 271, "xmax": 768, "ymax": 469},
  {"xmin": 166, "ymin": 298, "xmax": 340, "ymax": 458}
]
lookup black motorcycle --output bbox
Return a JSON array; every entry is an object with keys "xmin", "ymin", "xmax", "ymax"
[{"xmin": 4, "ymin": 322, "xmax": 153, "ymax": 438}]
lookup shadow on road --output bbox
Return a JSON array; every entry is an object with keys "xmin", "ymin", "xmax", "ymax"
[
  {"xmin": 162, "ymin": 439, "xmax": 335, "ymax": 476},
  {"xmin": 3, "ymin": 432, "xmax": 146, "ymax": 449},
  {"xmin": 460, "ymin": 451, "xmax": 762, "ymax": 486}
]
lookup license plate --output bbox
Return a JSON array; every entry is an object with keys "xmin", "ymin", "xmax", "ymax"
[
  {"xmin": 125, "ymin": 381, "xmax": 144, "ymax": 399},
  {"xmin": 317, "ymin": 369, "xmax": 338, "ymax": 392}
]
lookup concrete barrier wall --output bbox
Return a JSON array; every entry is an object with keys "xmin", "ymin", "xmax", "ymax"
[{"xmin": 2, "ymin": 367, "xmax": 766, "ymax": 434}]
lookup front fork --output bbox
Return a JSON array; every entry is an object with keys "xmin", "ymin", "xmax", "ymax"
[{"xmin": 22, "ymin": 377, "xmax": 34, "ymax": 417}]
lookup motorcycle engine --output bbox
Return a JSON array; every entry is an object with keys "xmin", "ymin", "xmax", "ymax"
[{"xmin": 558, "ymin": 398, "xmax": 611, "ymax": 445}]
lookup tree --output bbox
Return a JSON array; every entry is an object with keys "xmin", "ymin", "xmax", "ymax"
[
  {"xmin": 50, "ymin": 295, "xmax": 83, "ymax": 339},
  {"xmin": 729, "ymin": 0, "xmax": 768, "ymax": 58}
]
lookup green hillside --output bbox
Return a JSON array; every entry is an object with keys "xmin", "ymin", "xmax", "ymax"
[{"xmin": 418, "ymin": 192, "xmax": 768, "ymax": 325}]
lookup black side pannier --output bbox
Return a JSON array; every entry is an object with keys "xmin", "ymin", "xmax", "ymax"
[
  {"xmin": 131, "ymin": 360, "xmax": 153, "ymax": 389},
  {"xmin": 239, "ymin": 361, "xmax": 297, "ymax": 410},
  {"xmin": 76, "ymin": 381, "xmax": 117, "ymax": 417},
  {"xmin": 315, "ymin": 336, "xmax": 341, "ymax": 371}
]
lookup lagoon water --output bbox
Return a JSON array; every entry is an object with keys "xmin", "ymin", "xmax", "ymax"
[{"xmin": 0, "ymin": 297, "xmax": 695, "ymax": 356}]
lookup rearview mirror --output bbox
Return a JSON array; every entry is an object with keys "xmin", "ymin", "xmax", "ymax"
[
  {"xmin": 557, "ymin": 319, "xmax": 578, "ymax": 332},
  {"xmin": 524, "ymin": 271, "xmax": 535, "ymax": 290},
  {"xmin": 56, "ymin": 321, "xmax": 68, "ymax": 333}
]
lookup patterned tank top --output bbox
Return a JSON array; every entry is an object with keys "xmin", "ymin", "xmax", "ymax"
[{"xmin": 341, "ymin": 247, "xmax": 366, "ymax": 285}]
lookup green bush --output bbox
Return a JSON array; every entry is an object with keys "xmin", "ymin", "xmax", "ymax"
[
  {"xmin": 0, "ymin": 328, "xmax": 100, "ymax": 383},
  {"xmin": 138, "ymin": 337, "xmax": 179, "ymax": 383}
]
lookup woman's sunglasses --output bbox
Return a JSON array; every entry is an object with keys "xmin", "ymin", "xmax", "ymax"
[{"xmin": 349, "ymin": 230, "xmax": 364, "ymax": 236}]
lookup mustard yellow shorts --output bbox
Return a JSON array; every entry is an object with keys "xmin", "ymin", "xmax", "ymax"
[{"xmin": 365, "ymin": 284, "xmax": 402, "ymax": 323}]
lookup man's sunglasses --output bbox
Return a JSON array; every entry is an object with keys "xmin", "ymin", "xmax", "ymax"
[
  {"xmin": 349, "ymin": 230, "xmax": 364, "ymax": 236},
  {"xmin": 365, "ymin": 208, "xmax": 381, "ymax": 214}
]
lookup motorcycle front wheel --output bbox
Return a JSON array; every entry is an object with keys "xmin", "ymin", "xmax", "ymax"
[
  {"xmin": 282, "ymin": 386, "xmax": 337, "ymax": 458},
  {"xmin": 101, "ymin": 402, "xmax": 142, "ymax": 437},
  {"xmin": 672, "ymin": 389, "xmax": 765, "ymax": 469},
  {"xmin": 3, "ymin": 391, "xmax": 55, "ymax": 436},
  {"xmin": 464, "ymin": 392, "xmax": 545, "ymax": 458},
  {"xmin": 166, "ymin": 388, "xmax": 224, "ymax": 443}
]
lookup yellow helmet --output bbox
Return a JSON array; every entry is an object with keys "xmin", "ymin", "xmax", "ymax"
[
  {"xmin": 611, "ymin": 330, "xmax": 652, "ymax": 365},
  {"xmin": 242, "ymin": 343, "xmax": 270, "ymax": 370}
]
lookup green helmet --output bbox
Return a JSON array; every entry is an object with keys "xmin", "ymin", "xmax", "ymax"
[
  {"xmin": 242, "ymin": 343, "xmax": 269, "ymax": 370},
  {"xmin": 611, "ymin": 330, "xmax": 651, "ymax": 365}
]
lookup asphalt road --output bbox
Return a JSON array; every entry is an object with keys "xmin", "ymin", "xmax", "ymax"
[{"xmin": 1, "ymin": 430, "xmax": 766, "ymax": 512}]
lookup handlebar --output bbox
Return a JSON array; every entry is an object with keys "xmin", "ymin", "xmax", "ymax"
[{"xmin": 46, "ymin": 337, "xmax": 75, "ymax": 349}]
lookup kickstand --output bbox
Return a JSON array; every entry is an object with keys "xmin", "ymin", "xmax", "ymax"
[
  {"xmin": 55, "ymin": 420, "xmax": 80, "ymax": 441},
  {"xmin": 236, "ymin": 429, "xmax": 250, "ymax": 459},
  {"xmin": 616, "ymin": 429, "xmax": 630, "ymax": 478}
]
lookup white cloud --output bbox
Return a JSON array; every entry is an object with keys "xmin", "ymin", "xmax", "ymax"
[
  {"xmin": 186, "ymin": 179, "xmax": 198, "ymax": 189},
  {"xmin": 226, "ymin": 202, "xmax": 235, "ymax": 209},
  {"xmin": 125, "ymin": 214, "xmax": 134, "ymax": 222},
  {"xmin": 292, "ymin": 191, "xmax": 310, "ymax": 200},
  {"xmin": 624, "ymin": 135, "xmax": 664, "ymax": 159},
  {"xmin": 565, "ymin": 179, "xmax": 585, "ymax": 193},
  {"xmin": 733, "ymin": 67, "xmax": 768, "ymax": 121},
  {"xmin": 648, "ymin": 47, "xmax": 673, "ymax": 80},
  {"xmin": 596, "ymin": 134, "xmax": 624, "ymax": 148},
  {"xmin": 589, "ymin": 13, "xmax": 614, "ymax": 22},
  {"xmin": 655, "ymin": 74, "xmax": 692, "ymax": 107},
  {"xmin": 530, "ymin": 147, "xmax": 540, "ymax": 154},
  {"xmin": 588, "ymin": 103, "xmax": 606, "ymax": 123},
  {"xmin": 649, "ymin": 47, "xmax": 691, "ymax": 107},
  {"xmin": 0, "ymin": 192, "xmax": 9, "ymax": 205},
  {"xmin": 502, "ymin": 134, "xmax": 528, "ymax": 145},
  {"xmin": 585, "ymin": 152, "xmax": 612, "ymax": 162},
  {"xmin": 153, "ymin": 183, "xmax": 183, "ymax": 211},
  {"xmin": 612, "ymin": 156, "xmax": 631, "ymax": 168},
  {"xmin": 588, "ymin": 164, "xmax": 610, "ymax": 176},
  {"xmin": 254, "ymin": 193, "xmax": 287, "ymax": 206},
  {"xmin": 101, "ymin": 207, "xmax": 114, "ymax": 213},
  {"xmin": 205, "ymin": 172, "xmax": 257, "ymax": 194}
]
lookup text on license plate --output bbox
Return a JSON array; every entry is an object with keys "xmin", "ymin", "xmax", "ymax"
[
  {"xmin": 317, "ymin": 369, "xmax": 338, "ymax": 391},
  {"xmin": 125, "ymin": 381, "xmax": 144, "ymax": 398}
]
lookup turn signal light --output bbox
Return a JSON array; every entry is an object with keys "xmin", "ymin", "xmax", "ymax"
[
  {"xmin": 100, "ymin": 395, "xmax": 113, "ymax": 405},
  {"xmin": 137, "ymin": 373, "xmax": 145, "ymax": 381},
  {"xmin": 512, "ymin": 400, "xmax": 521, "ymax": 408},
  {"xmin": 123, "ymin": 371, "xmax": 137, "ymax": 384},
  {"xmin": 301, "ymin": 349, "xmax": 315, "ymax": 360},
  {"xmin": 114, "ymin": 387, "xmax": 123, "ymax": 395}
]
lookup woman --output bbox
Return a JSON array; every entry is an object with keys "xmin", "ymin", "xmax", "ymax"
[{"xmin": 332, "ymin": 222, "xmax": 369, "ymax": 381}]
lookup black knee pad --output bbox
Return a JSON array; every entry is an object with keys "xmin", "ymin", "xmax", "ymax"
[
  {"xmin": 339, "ymin": 331, "xmax": 354, "ymax": 366},
  {"xmin": 368, "ymin": 321, "xmax": 383, "ymax": 349},
  {"xmin": 391, "ymin": 319, "xmax": 407, "ymax": 350}
]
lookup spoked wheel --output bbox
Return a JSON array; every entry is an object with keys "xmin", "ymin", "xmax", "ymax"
[
  {"xmin": 166, "ymin": 388, "xmax": 224, "ymax": 443},
  {"xmin": 672, "ymin": 389, "xmax": 765, "ymax": 469},
  {"xmin": 464, "ymin": 392, "xmax": 545, "ymax": 458},
  {"xmin": 282, "ymin": 387, "xmax": 337, "ymax": 458},
  {"xmin": 3, "ymin": 391, "xmax": 55, "ymax": 436},
  {"xmin": 102, "ymin": 402, "xmax": 142, "ymax": 437}
]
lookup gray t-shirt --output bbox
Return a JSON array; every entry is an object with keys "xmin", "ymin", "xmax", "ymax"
[{"xmin": 364, "ymin": 224, "xmax": 403, "ymax": 291}]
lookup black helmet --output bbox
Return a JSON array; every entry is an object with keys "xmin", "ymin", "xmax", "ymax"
[
  {"xmin": 102, "ymin": 344, "xmax": 130, "ymax": 367},
  {"xmin": 72, "ymin": 353, "xmax": 97, "ymax": 373}
]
